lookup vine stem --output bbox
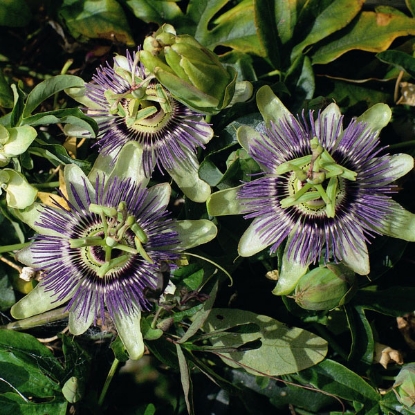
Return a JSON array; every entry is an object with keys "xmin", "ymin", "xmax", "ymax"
[
  {"xmin": 98, "ymin": 357, "xmax": 120, "ymax": 407},
  {"xmin": 0, "ymin": 242, "xmax": 31, "ymax": 254}
]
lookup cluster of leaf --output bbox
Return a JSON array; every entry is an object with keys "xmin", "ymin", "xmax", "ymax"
[{"xmin": 1, "ymin": 0, "xmax": 415, "ymax": 414}]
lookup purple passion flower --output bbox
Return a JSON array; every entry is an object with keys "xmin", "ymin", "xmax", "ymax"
[
  {"xmin": 207, "ymin": 86, "xmax": 415, "ymax": 295},
  {"xmin": 85, "ymin": 49, "xmax": 213, "ymax": 202},
  {"xmin": 11, "ymin": 145, "xmax": 217, "ymax": 359}
]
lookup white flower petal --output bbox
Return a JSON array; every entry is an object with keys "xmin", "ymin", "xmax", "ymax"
[
  {"xmin": 173, "ymin": 219, "xmax": 217, "ymax": 250},
  {"xmin": 317, "ymin": 103, "xmax": 342, "ymax": 144},
  {"xmin": 272, "ymin": 232, "xmax": 309, "ymax": 295},
  {"xmin": 64, "ymin": 165, "xmax": 95, "ymax": 209},
  {"xmin": 356, "ymin": 103, "xmax": 391, "ymax": 132},
  {"xmin": 256, "ymin": 85, "xmax": 292, "ymax": 127},
  {"xmin": 379, "ymin": 199, "xmax": 415, "ymax": 242},
  {"xmin": 166, "ymin": 153, "xmax": 211, "ymax": 203},
  {"xmin": 337, "ymin": 235, "xmax": 369, "ymax": 276},
  {"xmin": 144, "ymin": 183, "xmax": 171, "ymax": 212},
  {"xmin": 237, "ymin": 126, "xmax": 267, "ymax": 171},
  {"xmin": 69, "ymin": 306, "xmax": 96, "ymax": 335},
  {"xmin": 382, "ymin": 153, "xmax": 414, "ymax": 182},
  {"xmin": 207, "ymin": 186, "xmax": 244, "ymax": 216},
  {"xmin": 11, "ymin": 203, "xmax": 62, "ymax": 236},
  {"xmin": 113, "ymin": 309, "xmax": 145, "ymax": 360},
  {"xmin": 10, "ymin": 283, "xmax": 72, "ymax": 319},
  {"xmin": 238, "ymin": 218, "xmax": 271, "ymax": 257},
  {"xmin": 107, "ymin": 141, "xmax": 149, "ymax": 187}
]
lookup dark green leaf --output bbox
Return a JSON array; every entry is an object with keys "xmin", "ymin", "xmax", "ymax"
[
  {"xmin": 59, "ymin": 0, "xmax": 134, "ymax": 45},
  {"xmin": 344, "ymin": 305, "xmax": 374, "ymax": 370},
  {"xmin": 23, "ymin": 75, "xmax": 86, "ymax": 118},
  {"xmin": 0, "ymin": 273, "xmax": 15, "ymax": 311},
  {"xmin": 376, "ymin": 50, "xmax": 415, "ymax": 78},
  {"xmin": 299, "ymin": 359, "xmax": 380, "ymax": 403},
  {"xmin": 0, "ymin": 331, "xmax": 64, "ymax": 397},
  {"xmin": 176, "ymin": 344, "xmax": 194, "ymax": 415},
  {"xmin": 0, "ymin": 393, "xmax": 67, "ymax": 415},
  {"xmin": 0, "ymin": 0, "xmax": 31, "ymax": 27}
]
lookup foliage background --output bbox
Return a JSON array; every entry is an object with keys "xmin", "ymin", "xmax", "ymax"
[{"xmin": 1, "ymin": 0, "xmax": 415, "ymax": 414}]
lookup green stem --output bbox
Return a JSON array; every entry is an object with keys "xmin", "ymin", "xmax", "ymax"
[
  {"xmin": 183, "ymin": 252, "xmax": 233, "ymax": 286},
  {"xmin": 98, "ymin": 358, "xmax": 120, "ymax": 407},
  {"xmin": 0, "ymin": 307, "xmax": 69, "ymax": 330},
  {"xmin": 0, "ymin": 242, "xmax": 31, "ymax": 254},
  {"xmin": 32, "ymin": 181, "xmax": 60, "ymax": 189},
  {"xmin": 388, "ymin": 140, "xmax": 415, "ymax": 150}
]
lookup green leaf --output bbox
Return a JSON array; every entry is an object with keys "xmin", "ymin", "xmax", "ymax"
[
  {"xmin": 0, "ymin": 72, "xmax": 13, "ymax": 108},
  {"xmin": 23, "ymin": 75, "xmax": 86, "ymax": 118},
  {"xmin": 0, "ymin": 0, "xmax": 31, "ymax": 27},
  {"xmin": 124, "ymin": 0, "xmax": 187, "ymax": 27},
  {"xmin": 0, "ymin": 331, "xmax": 64, "ymax": 398},
  {"xmin": 376, "ymin": 50, "xmax": 415, "ymax": 78},
  {"xmin": 22, "ymin": 108, "xmax": 98, "ymax": 137},
  {"xmin": 59, "ymin": 0, "xmax": 134, "ymax": 45},
  {"xmin": 0, "ymin": 273, "xmax": 15, "ymax": 311},
  {"xmin": 312, "ymin": 11, "xmax": 415, "ymax": 65},
  {"xmin": 204, "ymin": 308, "xmax": 327, "ymax": 375},
  {"xmin": 178, "ymin": 281, "xmax": 218, "ymax": 344},
  {"xmin": 291, "ymin": 0, "xmax": 362, "ymax": 62},
  {"xmin": 0, "ymin": 393, "xmax": 68, "ymax": 415},
  {"xmin": 354, "ymin": 286, "xmax": 415, "ymax": 316},
  {"xmin": 345, "ymin": 305, "xmax": 374, "ymax": 370},
  {"xmin": 176, "ymin": 344, "xmax": 194, "ymax": 415},
  {"xmin": 254, "ymin": 0, "xmax": 280, "ymax": 67},
  {"xmin": 205, "ymin": 0, "xmax": 266, "ymax": 56},
  {"xmin": 299, "ymin": 359, "xmax": 380, "ymax": 403}
]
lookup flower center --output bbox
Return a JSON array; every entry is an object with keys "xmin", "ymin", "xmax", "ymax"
[
  {"xmin": 106, "ymin": 75, "xmax": 173, "ymax": 134},
  {"xmin": 69, "ymin": 201, "xmax": 152, "ymax": 277},
  {"xmin": 277, "ymin": 137, "xmax": 357, "ymax": 218}
]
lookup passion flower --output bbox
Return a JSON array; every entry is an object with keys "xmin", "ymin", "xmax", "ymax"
[
  {"xmin": 85, "ymin": 49, "xmax": 213, "ymax": 202},
  {"xmin": 207, "ymin": 86, "xmax": 415, "ymax": 294},
  {"xmin": 11, "ymin": 143, "xmax": 217, "ymax": 359}
]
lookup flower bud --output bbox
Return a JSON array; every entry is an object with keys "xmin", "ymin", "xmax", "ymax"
[
  {"xmin": 393, "ymin": 363, "xmax": 415, "ymax": 409},
  {"xmin": 140, "ymin": 24, "xmax": 238, "ymax": 114},
  {"xmin": 293, "ymin": 264, "xmax": 355, "ymax": 311}
]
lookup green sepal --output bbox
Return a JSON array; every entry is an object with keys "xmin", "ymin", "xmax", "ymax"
[{"xmin": 107, "ymin": 141, "xmax": 148, "ymax": 187}]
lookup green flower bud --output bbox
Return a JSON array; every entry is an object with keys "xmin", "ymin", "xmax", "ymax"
[
  {"xmin": 293, "ymin": 263, "xmax": 355, "ymax": 311},
  {"xmin": 140, "ymin": 24, "xmax": 239, "ymax": 114},
  {"xmin": 393, "ymin": 363, "xmax": 415, "ymax": 409}
]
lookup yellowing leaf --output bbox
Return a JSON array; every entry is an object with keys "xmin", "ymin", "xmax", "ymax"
[{"xmin": 312, "ymin": 11, "xmax": 415, "ymax": 64}]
